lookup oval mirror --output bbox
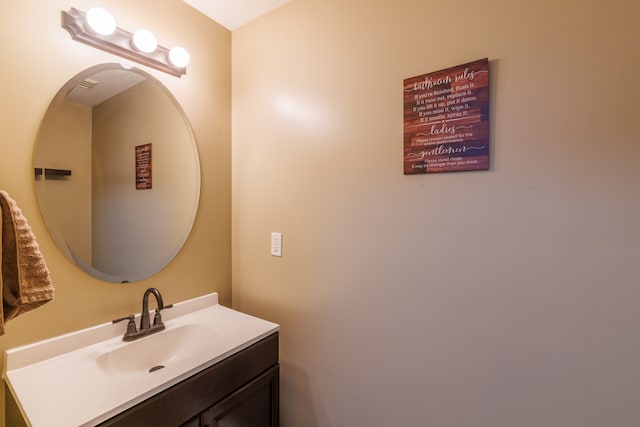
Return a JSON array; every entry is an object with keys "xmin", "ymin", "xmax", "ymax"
[{"xmin": 34, "ymin": 63, "xmax": 200, "ymax": 283}]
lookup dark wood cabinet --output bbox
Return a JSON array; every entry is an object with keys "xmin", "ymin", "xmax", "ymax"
[
  {"xmin": 99, "ymin": 333, "xmax": 279, "ymax": 427},
  {"xmin": 178, "ymin": 365, "xmax": 279, "ymax": 427},
  {"xmin": 180, "ymin": 417, "xmax": 201, "ymax": 427},
  {"xmin": 200, "ymin": 365, "xmax": 279, "ymax": 427}
]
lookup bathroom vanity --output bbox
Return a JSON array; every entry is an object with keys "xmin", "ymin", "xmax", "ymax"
[
  {"xmin": 99, "ymin": 333, "xmax": 279, "ymax": 426},
  {"xmin": 3, "ymin": 293, "xmax": 279, "ymax": 427}
]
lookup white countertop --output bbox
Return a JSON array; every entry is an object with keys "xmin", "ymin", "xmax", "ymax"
[{"xmin": 3, "ymin": 292, "xmax": 279, "ymax": 427}]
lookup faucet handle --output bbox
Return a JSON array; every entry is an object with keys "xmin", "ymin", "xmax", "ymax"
[
  {"xmin": 153, "ymin": 303, "xmax": 175, "ymax": 326},
  {"xmin": 113, "ymin": 315, "xmax": 137, "ymax": 335},
  {"xmin": 153, "ymin": 309, "xmax": 164, "ymax": 327}
]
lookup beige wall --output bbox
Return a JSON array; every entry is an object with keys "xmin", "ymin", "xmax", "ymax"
[
  {"xmin": 34, "ymin": 99, "xmax": 92, "ymax": 263},
  {"xmin": 232, "ymin": 0, "xmax": 640, "ymax": 426},
  {"xmin": 92, "ymin": 78, "xmax": 199, "ymax": 280},
  {"xmin": 0, "ymin": 0, "xmax": 230, "ymax": 423}
]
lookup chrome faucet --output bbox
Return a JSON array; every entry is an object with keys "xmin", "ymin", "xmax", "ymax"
[{"xmin": 113, "ymin": 287, "xmax": 167, "ymax": 341}]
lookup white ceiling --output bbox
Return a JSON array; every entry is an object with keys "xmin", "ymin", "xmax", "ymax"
[{"xmin": 182, "ymin": 0, "xmax": 292, "ymax": 30}]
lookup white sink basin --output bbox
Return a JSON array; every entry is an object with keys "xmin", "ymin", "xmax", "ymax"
[
  {"xmin": 96, "ymin": 323, "xmax": 220, "ymax": 376},
  {"xmin": 3, "ymin": 292, "xmax": 278, "ymax": 427}
]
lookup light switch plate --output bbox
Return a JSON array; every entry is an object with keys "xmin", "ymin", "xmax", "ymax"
[{"xmin": 271, "ymin": 232, "xmax": 282, "ymax": 257}]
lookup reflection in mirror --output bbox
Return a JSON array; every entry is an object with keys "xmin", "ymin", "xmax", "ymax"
[{"xmin": 34, "ymin": 63, "xmax": 200, "ymax": 283}]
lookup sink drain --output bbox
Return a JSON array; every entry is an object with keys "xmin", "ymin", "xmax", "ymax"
[{"xmin": 149, "ymin": 365, "xmax": 165, "ymax": 373}]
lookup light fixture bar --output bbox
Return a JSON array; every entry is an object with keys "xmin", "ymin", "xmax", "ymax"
[{"xmin": 61, "ymin": 8, "xmax": 186, "ymax": 77}]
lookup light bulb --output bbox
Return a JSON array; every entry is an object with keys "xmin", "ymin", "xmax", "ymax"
[
  {"xmin": 168, "ymin": 47, "xmax": 190, "ymax": 68},
  {"xmin": 86, "ymin": 7, "xmax": 116, "ymax": 36},
  {"xmin": 132, "ymin": 29, "xmax": 157, "ymax": 53}
]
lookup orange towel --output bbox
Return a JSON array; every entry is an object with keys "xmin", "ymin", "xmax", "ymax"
[{"xmin": 0, "ymin": 190, "xmax": 54, "ymax": 335}]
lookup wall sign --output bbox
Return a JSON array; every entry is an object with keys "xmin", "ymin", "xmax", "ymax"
[
  {"xmin": 135, "ymin": 143, "xmax": 152, "ymax": 189},
  {"xmin": 403, "ymin": 58, "xmax": 489, "ymax": 174}
]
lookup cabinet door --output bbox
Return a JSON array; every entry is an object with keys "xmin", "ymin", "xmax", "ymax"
[
  {"xmin": 201, "ymin": 365, "xmax": 279, "ymax": 427},
  {"xmin": 180, "ymin": 416, "xmax": 201, "ymax": 427}
]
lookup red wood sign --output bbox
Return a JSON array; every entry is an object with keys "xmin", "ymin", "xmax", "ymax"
[
  {"xmin": 403, "ymin": 58, "xmax": 489, "ymax": 174},
  {"xmin": 135, "ymin": 143, "xmax": 152, "ymax": 189}
]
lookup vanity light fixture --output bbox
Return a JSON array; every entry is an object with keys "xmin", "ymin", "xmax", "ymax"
[{"xmin": 61, "ymin": 7, "xmax": 190, "ymax": 77}]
